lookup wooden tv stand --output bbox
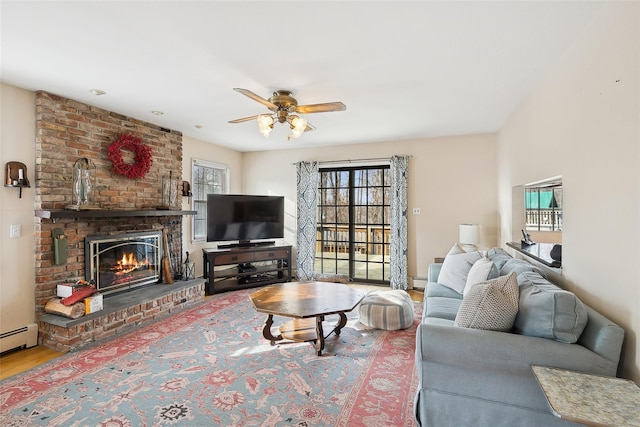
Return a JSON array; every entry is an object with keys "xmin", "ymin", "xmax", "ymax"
[{"xmin": 202, "ymin": 245, "xmax": 292, "ymax": 294}]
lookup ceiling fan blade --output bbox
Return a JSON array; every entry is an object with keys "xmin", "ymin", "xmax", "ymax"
[
  {"xmin": 294, "ymin": 102, "xmax": 346, "ymax": 114},
  {"xmin": 233, "ymin": 88, "xmax": 277, "ymax": 110},
  {"xmin": 228, "ymin": 114, "xmax": 261, "ymax": 124}
]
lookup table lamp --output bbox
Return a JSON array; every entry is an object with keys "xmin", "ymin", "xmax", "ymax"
[{"xmin": 459, "ymin": 224, "xmax": 480, "ymax": 252}]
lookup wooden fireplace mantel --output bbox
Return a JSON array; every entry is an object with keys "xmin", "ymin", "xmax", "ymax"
[{"xmin": 35, "ymin": 209, "xmax": 196, "ymax": 221}]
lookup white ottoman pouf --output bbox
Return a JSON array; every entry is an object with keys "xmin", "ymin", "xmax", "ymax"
[{"xmin": 358, "ymin": 290, "xmax": 415, "ymax": 330}]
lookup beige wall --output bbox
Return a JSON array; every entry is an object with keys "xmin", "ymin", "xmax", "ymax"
[
  {"xmin": 180, "ymin": 135, "xmax": 244, "ymax": 277},
  {"xmin": 0, "ymin": 84, "xmax": 36, "ymax": 333},
  {"xmin": 497, "ymin": 2, "xmax": 639, "ymax": 381},
  {"xmin": 241, "ymin": 134, "xmax": 498, "ymax": 284}
]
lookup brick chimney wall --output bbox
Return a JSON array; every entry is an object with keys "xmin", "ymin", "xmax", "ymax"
[{"xmin": 34, "ymin": 91, "xmax": 185, "ymax": 314}]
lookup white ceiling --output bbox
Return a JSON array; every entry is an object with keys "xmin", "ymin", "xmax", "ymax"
[{"xmin": 1, "ymin": 1, "xmax": 607, "ymax": 152}]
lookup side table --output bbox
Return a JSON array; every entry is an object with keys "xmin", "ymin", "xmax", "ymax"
[{"xmin": 531, "ymin": 365, "xmax": 640, "ymax": 427}]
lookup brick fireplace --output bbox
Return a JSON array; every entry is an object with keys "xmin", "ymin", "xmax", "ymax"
[{"xmin": 34, "ymin": 92, "xmax": 204, "ymax": 352}]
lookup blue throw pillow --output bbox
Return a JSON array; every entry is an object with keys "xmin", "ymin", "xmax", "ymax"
[
  {"xmin": 487, "ymin": 247, "xmax": 513, "ymax": 270},
  {"xmin": 500, "ymin": 259, "xmax": 546, "ymax": 278},
  {"xmin": 514, "ymin": 272, "xmax": 588, "ymax": 343}
]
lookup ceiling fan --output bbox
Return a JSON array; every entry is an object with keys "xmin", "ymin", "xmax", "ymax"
[{"xmin": 228, "ymin": 88, "xmax": 346, "ymax": 139}]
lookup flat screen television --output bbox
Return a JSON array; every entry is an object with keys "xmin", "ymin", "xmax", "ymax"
[{"xmin": 206, "ymin": 194, "xmax": 284, "ymax": 247}]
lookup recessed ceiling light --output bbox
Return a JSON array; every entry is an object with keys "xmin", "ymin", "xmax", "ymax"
[
  {"xmin": 151, "ymin": 111, "xmax": 164, "ymax": 115},
  {"xmin": 89, "ymin": 89, "xmax": 106, "ymax": 96}
]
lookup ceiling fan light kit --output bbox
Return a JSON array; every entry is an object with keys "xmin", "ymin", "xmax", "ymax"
[
  {"xmin": 289, "ymin": 115, "xmax": 307, "ymax": 139},
  {"xmin": 229, "ymin": 88, "xmax": 346, "ymax": 140},
  {"xmin": 257, "ymin": 114, "xmax": 274, "ymax": 138}
]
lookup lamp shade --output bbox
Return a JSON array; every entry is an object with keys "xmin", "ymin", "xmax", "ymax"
[{"xmin": 459, "ymin": 224, "xmax": 480, "ymax": 246}]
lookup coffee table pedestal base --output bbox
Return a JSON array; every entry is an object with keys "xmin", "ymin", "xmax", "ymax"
[{"xmin": 261, "ymin": 313, "xmax": 347, "ymax": 356}]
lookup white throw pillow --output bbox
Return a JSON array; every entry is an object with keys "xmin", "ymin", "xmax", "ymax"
[
  {"xmin": 437, "ymin": 250, "xmax": 482, "ymax": 294},
  {"xmin": 446, "ymin": 243, "xmax": 466, "ymax": 257},
  {"xmin": 463, "ymin": 257, "xmax": 498, "ymax": 296}
]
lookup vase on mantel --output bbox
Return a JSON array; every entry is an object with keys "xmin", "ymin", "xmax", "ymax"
[
  {"xmin": 66, "ymin": 158, "xmax": 100, "ymax": 211},
  {"xmin": 159, "ymin": 171, "xmax": 177, "ymax": 210}
]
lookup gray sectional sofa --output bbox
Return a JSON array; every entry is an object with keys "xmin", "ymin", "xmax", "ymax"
[{"xmin": 414, "ymin": 247, "xmax": 624, "ymax": 427}]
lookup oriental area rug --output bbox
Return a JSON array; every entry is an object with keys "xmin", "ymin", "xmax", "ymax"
[{"xmin": 0, "ymin": 287, "xmax": 421, "ymax": 426}]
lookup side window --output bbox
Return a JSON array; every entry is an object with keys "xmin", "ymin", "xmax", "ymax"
[
  {"xmin": 191, "ymin": 159, "xmax": 229, "ymax": 242},
  {"xmin": 525, "ymin": 183, "xmax": 562, "ymax": 232}
]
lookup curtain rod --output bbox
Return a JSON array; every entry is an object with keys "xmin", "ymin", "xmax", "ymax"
[{"xmin": 292, "ymin": 155, "xmax": 412, "ymax": 166}]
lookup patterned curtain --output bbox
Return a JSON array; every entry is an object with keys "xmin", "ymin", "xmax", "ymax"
[
  {"xmin": 390, "ymin": 155, "xmax": 409, "ymax": 289},
  {"xmin": 296, "ymin": 161, "xmax": 320, "ymax": 281}
]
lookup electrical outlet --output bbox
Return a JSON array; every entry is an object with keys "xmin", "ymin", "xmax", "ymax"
[
  {"xmin": 10, "ymin": 224, "xmax": 21, "ymax": 238},
  {"xmin": 412, "ymin": 208, "xmax": 421, "ymax": 215}
]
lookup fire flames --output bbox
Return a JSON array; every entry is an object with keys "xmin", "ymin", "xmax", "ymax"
[{"xmin": 112, "ymin": 252, "xmax": 150, "ymax": 275}]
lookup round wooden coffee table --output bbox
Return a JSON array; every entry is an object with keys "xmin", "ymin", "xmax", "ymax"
[{"xmin": 249, "ymin": 281, "xmax": 364, "ymax": 355}]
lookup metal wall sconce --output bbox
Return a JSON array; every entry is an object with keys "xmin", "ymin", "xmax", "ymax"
[
  {"xmin": 181, "ymin": 181, "xmax": 192, "ymax": 197},
  {"xmin": 4, "ymin": 161, "xmax": 31, "ymax": 198}
]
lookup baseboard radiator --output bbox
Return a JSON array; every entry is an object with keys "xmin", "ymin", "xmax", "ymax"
[{"xmin": 0, "ymin": 323, "xmax": 38, "ymax": 353}]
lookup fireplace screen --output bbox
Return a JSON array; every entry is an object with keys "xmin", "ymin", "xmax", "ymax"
[{"xmin": 85, "ymin": 231, "xmax": 162, "ymax": 294}]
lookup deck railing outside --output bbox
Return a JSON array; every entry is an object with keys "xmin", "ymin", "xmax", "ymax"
[
  {"xmin": 526, "ymin": 209, "xmax": 563, "ymax": 231},
  {"xmin": 316, "ymin": 226, "xmax": 391, "ymax": 256}
]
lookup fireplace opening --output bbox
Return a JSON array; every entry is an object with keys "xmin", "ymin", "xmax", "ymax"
[{"xmin": 85, "ymin": 231, "xmax": 162, "ymax": 295}]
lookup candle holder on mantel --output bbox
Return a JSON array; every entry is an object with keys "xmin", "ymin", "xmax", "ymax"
[
  {"xmin": 158, "ymin": 171, "xmax": 178, "ymax": 209},
  {"xmin": 4, "ymin": 161, "xmax": 31, "ymax": 198},
  {"xmin": 66, "ymin": 158, "xmax": 100, "ymax": 211}
]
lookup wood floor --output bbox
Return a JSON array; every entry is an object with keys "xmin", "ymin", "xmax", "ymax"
[
  {"xmin": 0, "ymin": 285, "xmax": 423, "ymax": 380},
  {"xmin": 0, "ymin": 345, "xmax": 63, "ymax": 380}
]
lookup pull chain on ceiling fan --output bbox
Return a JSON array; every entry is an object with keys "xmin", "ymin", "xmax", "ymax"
[{"xmin": 228, "ymin": 88, "xmax": 346, "ymax": 139}]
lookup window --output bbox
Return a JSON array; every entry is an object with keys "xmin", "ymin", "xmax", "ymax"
[
  {"xmin": 191, "ymin": 159, "xmax": 229, "ymax": 242},
  {"xmin": 316, "ymin": 166, "xmax": 391, "ymax": 284},
  {"xmin": 525, "ymin": 183, "xmax": 562, "ymax": 232}
]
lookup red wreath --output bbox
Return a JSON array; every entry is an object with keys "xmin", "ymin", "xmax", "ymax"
[{"xmin": 107, "ymin": 134, "xmax": 153, "ymax": 179}]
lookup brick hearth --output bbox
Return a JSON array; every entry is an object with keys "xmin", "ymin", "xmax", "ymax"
[
  {"xmin": 34, "ymin": 91, "xmax": 199, "ymax": 352},
  {"xmin": 39, "ymin": 280, "xmax": 205, "ymax": 352}
]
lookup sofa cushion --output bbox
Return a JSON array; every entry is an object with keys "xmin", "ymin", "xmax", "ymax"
[
  {"xmin": 463, "ymin": 257, "xmax": 499, "ymax": 296},
  {"xmin": 438, "ymin": 251, "xmax": 482, "ymax": 293},
  {"xmin": 454, "ymin": 272, "xmax": 519, "ymax": 332},
  {"xmin": 487, "ymin": 247, "xmax": 513, "ymax": 270},
  {"xmin": 425, "ymin": 297, "xmax": 462, "ymax": 321},
  {"xmin": 515, "ymin": 272, "xmax": 588, "ymax": 343},
  {"xmin": 500, "ymin": 258, "xmax": 546, "ymax": 278},
  {"xmin": 426, "ymin": 282, "xmax": 463, "ymax": 299},
  {"xmin": 487, "ymin": 247, "xmax": 509, "ymax": 257}
]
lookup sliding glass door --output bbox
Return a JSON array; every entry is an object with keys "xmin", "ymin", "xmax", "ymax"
[{"xmin": 315, "ymin": 166, "xmax": 390, "ymax": 284}]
